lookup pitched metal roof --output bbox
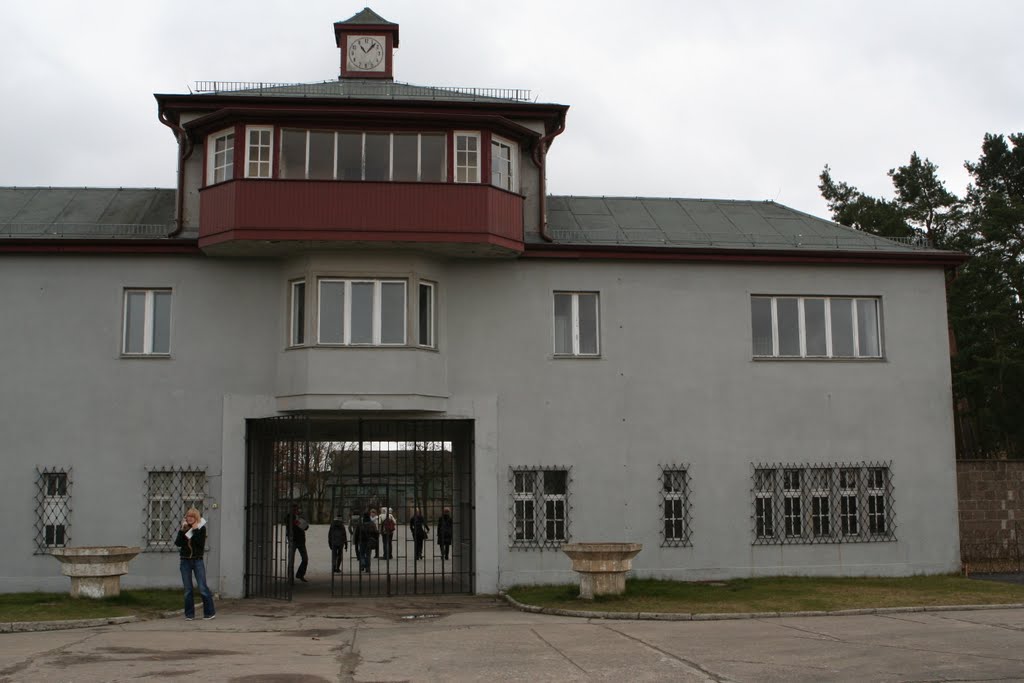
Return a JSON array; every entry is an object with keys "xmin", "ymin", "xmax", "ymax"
[
  {"xmin": 0, "ymin": 187, "xmax": 178, "ymax": 239},
  {"xmin": 189, "ymin": 78, "xmax": 533, "ymax": 104},
  {"xmin": 542, "ymin": 196, "xmax": 940, "ymax": 252},
  {"xmin": 335, "ymin": 8, "xmax": 396, "ymax": 26}
]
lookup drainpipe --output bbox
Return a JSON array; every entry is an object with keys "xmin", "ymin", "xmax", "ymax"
[
  {"xmin": 158, "ymin": 110, "xmax": 195, "ymax": 238},
  {"xmin": 531, "ymin": 112, "xmax": 567, "ymax": 242}
]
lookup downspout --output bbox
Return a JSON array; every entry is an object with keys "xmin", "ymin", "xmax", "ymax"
[
  {"xmin": 158, "ymin": 110, "xmax": 195, "ymax": 238},
  {"xmin": 531, "ymin": 112, "xmax": 567, "ymax": 242}
]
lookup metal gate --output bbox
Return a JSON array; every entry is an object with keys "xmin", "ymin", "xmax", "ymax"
[{"xmin": 245, "ymin": 416, "xmax": 474, "ymax": 599}]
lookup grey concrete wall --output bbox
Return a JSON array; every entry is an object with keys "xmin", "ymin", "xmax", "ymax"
[{"xmin": 0, "ymin": 250, "xmax": 959, "ymax": 595}]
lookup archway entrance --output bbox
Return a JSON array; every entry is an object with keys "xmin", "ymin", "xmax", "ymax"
[{"xmin": 244, "ymin": 416, "xmax": 474, "ymax": 599}]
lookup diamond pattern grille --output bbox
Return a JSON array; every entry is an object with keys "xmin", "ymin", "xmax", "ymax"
[
  {"xmin": 34, "ymin": 467, "xmax": 72, "ymax": 554},
  {"xmin": 660, "ymin": 465, "xmax": 692, "ymax": 547},
  {"xmin": 752, "ymin": 462, "xmax": 896, "ymax": 545},
  {"xmin": 144, "ymin": 467, "xmax": 207, "ymax": 551},
  {"xmin": 509, "ymin": 466, "xmax": 572, "ymax": 550}
]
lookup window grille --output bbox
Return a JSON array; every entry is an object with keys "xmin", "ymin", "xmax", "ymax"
[
  {"xmin": 751, "ymin": 462, "xmax": 895, "ymax": 545},
  {"xmin": 509, "ymin": 466, "xmax": 571, "ymax": 549},
  {"xmin": 659, "ymin": 466, "xmax": 692, "ymax": 547},
  {"xmin": 144, "ymin": 467, "xmax": 207, "ymax": 551},
  {"xmin": 34, "ymin": 467, "xmax": 72, "ymax": 553}
]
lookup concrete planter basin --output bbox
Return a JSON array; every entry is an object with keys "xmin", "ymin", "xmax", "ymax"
[
  {"xmin": 49, "ymin": 546, "xmax": 141, "ymax": 598},
  {"xmin": 561, "ymin": 542, "xmax": 642, "ymax": 599}
]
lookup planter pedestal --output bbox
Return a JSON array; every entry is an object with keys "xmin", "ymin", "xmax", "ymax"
[
  {"xmin": 561, "ymin": 542, "xmax": 642, "ymax": 599},
  {"xmin": 49, "ymin": 546, "xmax": 141, "ymax": 598}
]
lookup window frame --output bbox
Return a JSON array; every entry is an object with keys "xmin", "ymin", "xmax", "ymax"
[
  {"xmin": 553, "ymin": 291, "xmax": 601, "ymax": 357},
  {"xmin": 751, "ymin": 295, "xmax": 883, "ymax": 359},
  {"xmin": 279, "ymin": 129, "xmax": 447, "ymax": 182},
  {"xmin": 317, "ymin": 278, "xmax": 408, "ymax": 346},
  {"xmin": 122, "ymin": 288, "xmax": 172, "ymax": 357},
  {"xmin": 244, "ymin": 126, "xmax": 274, "ymax": 179},
  {"xmin": 35, "ymin": 467, "xmax": 72, "ymax": 553},
  {"xmin": 418, "ymin": 281, "xmax": 436, "ymax": 348},
  {"xmin": 144, "ymin": 468, "xmax": 207, "ymax": 551},
  {"xmin": 455, "ymin": 131, "xmax": 481, "ymax": 183},
  {"xmin": 206, "ymin": 128, "xmax": 235, "ymax": 185},
  {"xmin": 509, "ymin": 467, "xmax": 570, "ymax": 549},
  {"xmin": 289, "ymin": 280, "xmax": 306, "ymax": 347},
  {"xmin": 660, "ymin": 466, "xmax": 693, "ymax": 547},
  {"xmin": 490, "ymin": 135, "xmax": 518, "ymax": 192}
]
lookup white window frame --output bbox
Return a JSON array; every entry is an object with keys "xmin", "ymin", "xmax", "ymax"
[
  {"xmin": 455, "ymin": 131, "xmax": 481, "ymax": 183},
  {"xmin": 490, "ymin": 135, "xmax": 518, "ymax": 192},
  {"xmin": 278, "ymin": 130, "xmax": 446, "ymax": 182},
  {"xmin": 317, "ymin": 278, "xmax": 407, "ymax": 346},
  {"xmin": 512, "ymin": 471, "xmax": 537, "ymax": 542},
  {"xmin": 206, "ymin": 129, "xmax": 235, "ymax": 185},
  {"xmin": 290, "ymin": 280, "xmax": 306, "ymax": 347},
  {"xmin": 122, "ymin": 288, "xmax": 171, "ymax": 356},
  {"xmin": 754, "ymin": 469, "xmax": 775, "ymax": 539},
  {"xmin": 145, "ymin": 469, "xmax": 206, "ymax": 551},
  {"xmin": 245, "ymin": 126, "xmax": 274, "ymax": 179},
  {"xmin": 782, "ymin": 469, "xmax": 802, "ymax": 538},
  {"xmin": 553, "ymin": 291, "xmax": 600, "ymax": 357},
  {"xmin": 751, "ymin": 295, "xmax": 883, "ymax": 359},
  {"xmin": 660, "ymin": 467, "xmax": 692, "ymax": 546},
  {"xmin": 839, "ymin": 468, "xmax": 860, "ymax": 537},
  {"xmin": 418, "ymin": 281, "xmax": 436, "ymax": 348}
]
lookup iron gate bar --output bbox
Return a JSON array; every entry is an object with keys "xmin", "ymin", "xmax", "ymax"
[{"xmin": 245, "ymin": 416, "xmax": 474, "ymax": 600}]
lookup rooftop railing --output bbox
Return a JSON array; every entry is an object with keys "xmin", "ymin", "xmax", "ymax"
[{"xmin": 192, "ymin": 80, "xmax": 533, "ymax": 102}]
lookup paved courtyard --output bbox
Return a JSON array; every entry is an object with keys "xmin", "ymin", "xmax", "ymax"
[{"xmin": 1, "ymin": 596, "xmax": 1023, "ymax": 682}]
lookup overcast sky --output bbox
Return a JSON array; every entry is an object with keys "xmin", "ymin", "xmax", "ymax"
[{"xmin": 2, "ymin": 0, "xmax": 1021, "ymax": 218}]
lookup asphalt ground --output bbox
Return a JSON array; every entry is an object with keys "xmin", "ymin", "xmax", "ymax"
[{"xmin": 1, "ymin": 593, "xmax": 1024, "ymax": 682}]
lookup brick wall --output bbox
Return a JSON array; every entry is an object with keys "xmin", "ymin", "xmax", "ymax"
[{"xmin": 957, "ymin": 460, "xmax": 1024, "ymax": 570}]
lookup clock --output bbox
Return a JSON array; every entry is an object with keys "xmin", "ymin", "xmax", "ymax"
[{"xmin": 347, "ymin": 35, "xmax": 385, "ymax": 71}]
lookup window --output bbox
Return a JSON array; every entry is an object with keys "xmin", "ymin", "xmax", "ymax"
[
  {"xmin": 35, "ymin": 468, "xmax": 71, "ymax": 553},
  {"xmin": 751, "ymin": 296, "xmax": 882, "ymax": 359},
  {"xmin": 660, "ymin": 467, "xmax": 692, "ymax": 546},
  {"xmin": 491, "ymin": 136, "xmax": 517, "ymax": 191},
  {"xmin": 455, "ymin": 132, "xmax": 480, "ymax": 183},
  {"xmin": 280, "ymin": 129, "xmax": 446, "ymax": 182},
  {"xmin": 123, "ymin": 289, "xmax": 171, "ymax": 356},
  {"xmin": 290, "ymin": 280, "xmax": 306, "ymax": 346},
  {"xmin": 509, "ymin": 467, "xmax": 570, "ymax": 548},
  {"xmin": 752, "ymin": 463, "xmax": 895, "ymax": 544},
  {"xmin": 207, "ymin": 129, "xmax": 234, "ymax": 184},
  {"xmin": 318, "ymin": 279, "xmax": 406, "ymax": 345},
  {"xmin": 245, "ymin": 126, "xmax": 273, "ymax": 178},
  {"xmin": 554, "ymin": 292, "xmax": 600, "ymax": 356},
  {"xmin": 418, "ymin": 281, "xmax": 435, "ymax": 347},
  {"xmin": 145, "ymin": 469, "xmax": 206, "ymax": 550}
]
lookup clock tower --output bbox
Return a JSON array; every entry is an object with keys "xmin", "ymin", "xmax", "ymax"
[{"xmin": 334, "ymin": 7, "xmax": 399, "ymax": 80}]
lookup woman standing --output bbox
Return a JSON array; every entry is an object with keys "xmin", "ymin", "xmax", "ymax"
[
  {"xmin": 175, "ymin": 507, "xmax": 216, "ymax": 621},
  {"xmin": 436, "ymin": 507, "xmax": 453, "ymax": 561},
  {"xmin": 409, "ymin": 508, "xmax": 429, "ymax": 561}
]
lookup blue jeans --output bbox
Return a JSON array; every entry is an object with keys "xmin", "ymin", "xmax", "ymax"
[{"xmin": 179, "ymin": 558, "xmax": 216, "ymax": 619}]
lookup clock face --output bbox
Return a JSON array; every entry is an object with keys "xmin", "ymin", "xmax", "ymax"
[{"xmin": 348, "ymin": 36, "xmax": 385, "ymax": 71}]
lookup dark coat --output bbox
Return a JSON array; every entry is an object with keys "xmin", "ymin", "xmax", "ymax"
[
  {"xmin": 175, "ymin": 521, "xmax": 207, "ymax": 560},
  {"xmin": 437, "ymin": 513, "xmax": 453, "ymax": 546},
  {"xmin": 328, "ymin": 520, "xmax": 348, "ymax": 549},
  {"xmin": 409, "ymin": 513, "xmax": 429, "ymax": 540}
]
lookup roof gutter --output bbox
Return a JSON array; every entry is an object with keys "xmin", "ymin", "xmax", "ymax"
[
  {"xmin": 531, "ymin": 112, "xmax": 567, "ymax": 242},
  {"xmin": 158, "ymin": 109, "xmax": 195, "ymax": 238}
]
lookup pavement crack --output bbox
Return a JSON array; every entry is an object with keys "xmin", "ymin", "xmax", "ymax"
[
  {"xmin": 529, "ymin": 627, "xmax": 588, "ymax": 675},
  {"xmin": 759, "ymin": 619, "xmax": 843, "ymax": 641},
  {"xmin": 934, "ymin": 614, "xmax": 1024, "ymax": 632},
  {"xmin": 599, "ymin": 624, "xmax": 733, "ymax": 682}
]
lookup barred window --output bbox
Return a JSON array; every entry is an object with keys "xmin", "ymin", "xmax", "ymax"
[
  {"xmin": 752, "ymin": 463, "xmax": 895, "ymax": 544},
  {"xmin": 35, "ymin": 468, "xmax": 72, "ymax": 553},
  {"xmin": 509, "ymin": 467, "xmax": 570, "ymax": 549},
  {"xmin": 145, "ymin": 468, "xmax": 207, "ymax": 550},
  {"xmin": 660, "ymin": 467, "xmax": 692, "ymax": 547}
]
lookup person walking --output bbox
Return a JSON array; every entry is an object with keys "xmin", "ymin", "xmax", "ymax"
[
  {"xmin": 285, "ymin": 503, "xmax": 309, "ymax": 583},
  {"xmin": 175, "ymin": 507, "xmax": 216, "ymax": 621},
  {"xmin": 380, "ymin": 507, "xmax": 397, "ymax": 560},
  {"xmin": 410, "ymin": 507, "xmax": 429, "ymax": 561},
  {"xmin": 369, "ymin": 507, "xmax": 381, "ymax": 559},
  {"xmin": 328, "ymin": 516, "xmax": 348, "ymax": 573},
  {"xmin": 354, "ymin": 511, "xmax": 375, "ymax": 573},
  {"xmin": 436, "ymin": 507, "xmax": 454, "ymax": 561}
]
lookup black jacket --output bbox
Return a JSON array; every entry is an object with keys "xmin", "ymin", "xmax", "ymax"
[{"xmin": 175, "ymin": 520, "xmax": 207, "ymax": 560}]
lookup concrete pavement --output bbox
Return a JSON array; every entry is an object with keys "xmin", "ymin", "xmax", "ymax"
[{"xmin": 1, "ymin": 595, "xmax": 1023, "ymax": 682}]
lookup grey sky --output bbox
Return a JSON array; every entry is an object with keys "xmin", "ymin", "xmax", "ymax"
[{"xmin": 2, "ymin": 0, "xmax": 1021, "ymax": 219}]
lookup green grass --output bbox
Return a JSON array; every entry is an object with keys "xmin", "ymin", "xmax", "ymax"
[
  {"xmin": 507, "ymin": 575, "xmax": 1024, "ymax": 614},
  {"xmin": 0, "ymin": 590, "xmax": 185, "ymax": 622}
]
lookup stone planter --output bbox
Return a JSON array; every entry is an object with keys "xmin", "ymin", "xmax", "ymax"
[
  {"xmin": 561, "ymin": 542, "xmax": 642, "ymax": 599},
  {"xmin": 49, "ymin": 546, "xmax": 141, "ymax": 598}
]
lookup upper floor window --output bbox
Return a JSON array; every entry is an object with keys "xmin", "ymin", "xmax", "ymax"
[
  {"xmin": 418, "ymin": 281, "xmax": 435, "ymax": 348},
  {"xmin": 280, "ymin": 130, "xmax": 446, "ymax": 182},
  {"xmin": 318, "ymin": 278, "xmax": 406, "ymax": 345},
  {"xmin": 554, "ymin": 292, "xmax": 600, "ymax": 357},
  {"xmin": 491, "ymin": 136, "xmax": 517, "ymax": 191},
  {"xmin": 751, "ymin": 296, "xmax": 882, "ymax": 359},
  {"xmin": 123, "ymin": 288, "xmax": 171, "ymax": 356},
  {"xmin": 290, "ymin": 280, "xmax": 306, "ymax": 346},
  {"xmin": 455, "ymin": 132, "xmax": 480, "ymax": 183},
  {"xmin": 207, "ymin": 130, "xmax": 235, "ymax": 184},
  {"xmin": 245, "ymin": 126, "xmax": 273, "ymax": 178}
]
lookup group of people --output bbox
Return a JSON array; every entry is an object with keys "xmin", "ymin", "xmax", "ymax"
[{"xmin": 289, "ymin": 504, "xmax": 457, "ymax": 578}]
